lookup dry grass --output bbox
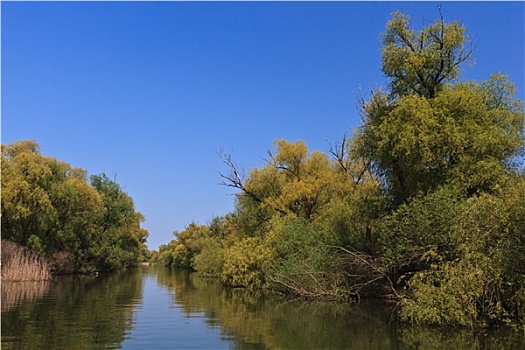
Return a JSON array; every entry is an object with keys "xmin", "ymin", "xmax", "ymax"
[{"xmin": 1, "ymin": 239, "xmax": 52, "ymax": 281}]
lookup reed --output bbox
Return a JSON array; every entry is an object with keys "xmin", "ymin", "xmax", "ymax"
[{"xmin": 1, "ymin": 239, "xmax": 52, "ymax": 281}]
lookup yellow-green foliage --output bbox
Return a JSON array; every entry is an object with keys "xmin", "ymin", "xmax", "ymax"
[
  {"xmin": 378, "ymin": 186, "xmax": 462, "ymax": 272},
  {"xmin": 358, "ymin": 10, "xmax": 524, "ymax": 205},
  {"xmin": 243, "ymin": 140, "xmax": 354, "ymax": 220},
  {"xmin": 157, "ymin": 10, "xmax": 525, "ymax": 329},
  {"xmin": 265, "ymin": 217, "xmax": 347, "ymax": 299},
  {"xmin": 154, "ymin": 241, "xmax": 177, "ymax": 266},
  {"xmin": 157, "ymin": 222, "xmax": 212, "ymax": 269},
  {"xmin": 194, "ymin": 238, "xmax": 224, "ymax": 277},
  {"xmin": 382, "ymin": 10, "xmax": 470, "ymax": 99},
  {"xmin": 1, "ymin": 140, "xmax": 149, "ymax": 273},
  {"xmin": 365, "ymin": 11, "xmax": 525, "ymax": 328},
  {"xmin": 400, "ymin": 179, "xmax": 525, "ymax": 327},
  {"xmin": 401, "ymin": 257, "xmax": 504, "ymax": 328},
  {"xmin": 221, "ymin": 237, "xmax": 274, "ymax": 289}
]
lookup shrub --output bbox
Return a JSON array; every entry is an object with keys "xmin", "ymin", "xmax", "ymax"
[
  {"xmin": 266, "ymin": 218, "xmax": 348, "ymax": 300},
  {"xmin": 378, "ymin": 186, "xmax": 463, "ymax": 283},
  {"xmin": 400, "ymin": 255, "xmax": 505, "ymax": 327},
  {"xmin": 194, "ymin": 239, "xmax": 224, "ymax": 277},
  {"xmin": 400, "ymin": 183, "xmax": 525, "ymax": 327},
  {"xmin": 221, "ymin": 237, "xmax": 274, "ymax": 289},
  {"xmin": 49, "ymin": 251, "xmax": 75, "ymax": 275}
]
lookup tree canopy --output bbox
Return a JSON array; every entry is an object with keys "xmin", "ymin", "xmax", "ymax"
[
  {"xmin": 382, "ymin": 9, "xmax": 474, "ymax": 99},
  {"xmin": 355, "ymin": 9, "xmax": 524, "ymax": 205},
  {"xmin": 1, "ymin": 140, "xmax": 149, "ymax": 273}
]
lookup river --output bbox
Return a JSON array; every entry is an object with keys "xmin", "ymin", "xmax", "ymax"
[{"xmin": 1, "ymin": 266, "xmax": 522, "ymax": 349}]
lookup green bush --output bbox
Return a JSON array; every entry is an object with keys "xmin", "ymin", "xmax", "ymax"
[
  {"xmin": 378, "ymin": 186, "xmax": 463, "ymax": 282},
  {"xmin": 400, "ymin": 180, "xmax": 525, "ymax": 327},
  {"xmin": 266, "ymin": 218, "xmax": 347, "ymax": 300},
  {"xmin": 194, "ymin": 239, "xmax": 224, "ymax": 277},
  {"xmin": 221, "ymin": 237, "xmax": 274, "ymax": 289},
  {"xmin": 400, "ymin": 255, "xmax": 505, "ymax": 327}
]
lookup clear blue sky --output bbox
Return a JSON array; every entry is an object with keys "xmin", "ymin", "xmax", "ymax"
[{"xmin": 2, "ymin": 1, "xmax": 524, "ymax": 250}]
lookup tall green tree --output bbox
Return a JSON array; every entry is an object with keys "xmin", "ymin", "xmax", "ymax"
[
  {"xmin": 1, "ymin": 140, "xmax": 148, "ymax": 273},
  {"xmin": 355, "ymin": 11, "xmax": 524, "ymax": 205},
  {"xmin": 90, "ymin": 174, "xmax": 149, "ymax": 270},
  {"xmin": 359, "ymin": 10, "xmax": 525, "ymax": 327},
  {"xmin": 382, "ymin": 9, "xmax": 474, "ymax": 99},
  {"xmin": 2, "ymin": 140, "xmax": 59, "ymax": 251}
]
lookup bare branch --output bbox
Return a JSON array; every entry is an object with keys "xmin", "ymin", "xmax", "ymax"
[
  {"xmin": 217, "ymin": 150, "xmax": 288, "ymax": 216},
  {"xmin": 217, "ymin": 151, "xmax": 246, "ymax": 191},
  {"xmin": 328, "ymin": 135, "xmax": 349, "ymax": 173},
  {"xmin": 334, "ymin": 245, "xmax": 400, "ymax": 298}
]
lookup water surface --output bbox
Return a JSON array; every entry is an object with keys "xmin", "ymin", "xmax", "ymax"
[{"xmin": 2, "ymin": 266, "xmax": 522, "ymax": 349}]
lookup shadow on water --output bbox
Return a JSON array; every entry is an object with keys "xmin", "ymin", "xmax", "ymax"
[
  {"xmin": 1, "ymin": 269, "xmax": 144, "ymax": 350},
  {"xmin": 156, "ymin": 267, "xmax": 524, "ymax": 350}
]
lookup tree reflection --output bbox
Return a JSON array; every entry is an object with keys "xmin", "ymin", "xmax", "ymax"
[
  {"xmin": 156, "ymin": 267, "xmax": 525, "ymax": 350},
  {"xmin": 1, "ymin": 269, "xmax": 143, "ymax": 350},
  {"xmin": 157, "ymin": 267, "xmax": 398, "ymax": 348}
]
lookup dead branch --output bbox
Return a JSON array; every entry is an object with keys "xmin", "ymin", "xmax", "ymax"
[
  {"xmin": 334, "ymin": 245, "xmax": 400, "ymax": 299},
  {"xmin": 328, "ymin": 135, "xmax": 349, "ymax": 173},
  {"xmin": 217, "ymin": 151, "xmax": 246, "ymax": 191}
]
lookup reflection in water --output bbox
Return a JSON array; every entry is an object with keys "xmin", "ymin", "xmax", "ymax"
[
  {"xmin": 2, "ymin": 267, "xmax": 523, "ymax": 350},
  {"xmin": 156, "ymin": 267, "xmax": 524, "ymax": 350},
  {"xmin": 397, "ymin": 326, "xmax": 524, "ymax": 350},
  {"xmin": 1, "ymin": 281, "xmax": 52, "ymax": 312},
  {"xmin": 157, "ymin": 267, "xmax": 398, "ymax": 349},
  {"xmin": 1, "ymin": 269, "xmax": 144, "ymax": 350}
]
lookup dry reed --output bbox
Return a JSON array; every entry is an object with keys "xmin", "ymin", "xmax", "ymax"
[{"xmin": 1, "ymin": 239, "xmax": 52, "ymax": 281}]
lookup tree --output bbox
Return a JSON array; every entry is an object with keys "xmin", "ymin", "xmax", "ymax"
[
  {"xmin": 1, "ymin": 141, "xmax": 58, "ymax": 249},
  {"xmin": 1, "ymin": 140, "xmax": 148, "ymax": 273},
  {"xmin": 382, "ymin": 9, "xmax": 474, "ymax": 99},
  {"xmin": 220, "ymin": 139, "xmax": 352, "ymax": 221},
  {"xmin": 351, "ymin": 10, "xmax": 525, "ymax": 326},
  {"xmin": 355, "ymin": 10, "xmax": 524, "ymax": 205},
  {"xmin": 90, "ymin": 174, "xmax": 149, "ymax": 270},
  {"xmin": 155, "ymin": 9, "xmax": 525, "ymax": 328}
]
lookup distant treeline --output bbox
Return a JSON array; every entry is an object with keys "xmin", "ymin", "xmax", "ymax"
[
  {"xmin": 152, "ymin": 11, "xmax": 525, "ymax": 328},
  {"xmin": 1, "ymin": 140, "xmax": 149, "ymax": 277}
]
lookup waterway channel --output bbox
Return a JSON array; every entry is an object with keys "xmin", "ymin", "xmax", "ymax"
[{"xmin": 1, "ymin": 266, "xmax": 522, "ymax": 349}]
